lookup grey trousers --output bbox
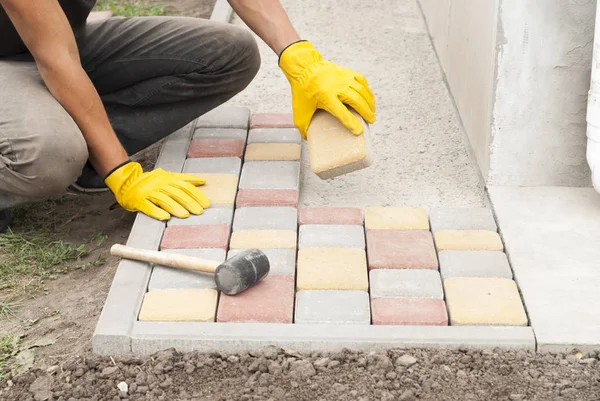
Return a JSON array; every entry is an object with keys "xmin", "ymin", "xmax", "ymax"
[{"xmin": 0, "ymin": 16, "xmax": 260, "ymax": 209}]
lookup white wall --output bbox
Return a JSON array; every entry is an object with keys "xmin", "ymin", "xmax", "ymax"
[{"xmin": 419, "ymin": 0, "xmax": 595, "ymax": 187}]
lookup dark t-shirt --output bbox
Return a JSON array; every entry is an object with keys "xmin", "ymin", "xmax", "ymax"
[{"xmin": 0, "ymin": 0, "xmax": 96, "ymax": 57}]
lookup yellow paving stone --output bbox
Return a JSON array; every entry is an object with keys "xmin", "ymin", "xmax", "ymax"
[
  {"xmin": 364, "ymin": 206, "xmax": 429, "ymax": 230},
  {"xmin": 245, "ymin": 143, "xmax": 301, "ymax": 161},
  {"xmin": 229, "ymin": 230, "xmax": 297, "ymax": 249},
  {"xmin": 296, "ymin": 248, "xmax": 369, "ymax": 290},
  {"xmin": 444, "ymin": 277, "xmax": 528, "ymax": 326},
  {"xmin": 190, "ymin": 173, "xmax": 238, "ymax": 205},
  {"xmin": 138, "ymin": 289, "xmax": 218, "ymax": 322},
  {"xmin": 434, "ymin": 230, "xmax": 503, "ymax": 251}
]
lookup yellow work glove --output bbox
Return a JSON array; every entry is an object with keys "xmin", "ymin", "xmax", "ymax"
[
  {"xmin": 104, "ymin": 161, "xmax": 210, "ymax": 221},
  {"xmin": 278, "ymin": 40, "xmax": 376, "ymax": 138}
]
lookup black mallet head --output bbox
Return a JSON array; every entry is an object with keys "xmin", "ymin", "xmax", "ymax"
[{"xmin": 214, "ymin": 249, "xmax": 270, "ymax": 295}]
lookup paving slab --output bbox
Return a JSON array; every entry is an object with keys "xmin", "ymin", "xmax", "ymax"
[
  {"xmin": 160, "ymin": 225, "xmax": 230, "ymax": 250},
  {"xmin": 366, "ymin": 230, "xmax": 438, "ymax": 270},
  {"xmin": 489, "ymin": 186, "xmax": 600, "ymax": 352},
  {"xmin": 247, "ymin": 128, "xmax": 301, "ymax": 143},
  {"xmin": 148, "ymin": 249, "xmax": 226, "ymax": 291},
  {"xmin": 297, "ymin": 248, "xmax": 368, "ymax": 291},
  {"xmin": 138, "ymin": 289, "xmax": 218, "ymax": 322},
  {"xmin": 298, "ymin": 224, "xmax": 365, "ymax": 249},
  {"xmin": 193, "ymin": 127, "xmax": 247, "ymax": 141},
  {"xmin": 249, "ymin": 113, "xmax": 295, "ymax": 129},
  {"xmin": 195, "ymin": 106, "xmax": 250, "ymax": 129},
  {"xmin": 245, "ymin": 143, "xmax": 301, "ymax": 161},
  {"xmin": 187, "ymin": 138, "xmax": 245, "ymax": 158},
  {"xmin": 236, "ymin": 189, "xmax": 298, "ymax": 208},
  {"xmin": 439, "ymin": 250, "xmax": 512, "ymax": 280},
  {"xmin": 429, "ymin": 207, "xmax": 497, "ymax": 232},
  {"xmin": 444, "ymin": 277, "xmax": 528, "ymax": 326},
  {"xmin": 434, "ymin": 230, "xmax": 504, "ymax": 251},
  {"xmin": 371, "ymin": 298, "xmax": 448, "ymax": 326},
  {"xmin": 167, "ymin": 207, "xmax": 234, "ymax": 227},
  {"xmin": 227, "ymin": 248, "xmax": 296, "ymax": 276},
  {"xmin": 239, "ymin": 161, "xmax": 300, "ymax": 190},
  {"xmin": 298, "ymin": 207, "xmax": 363, "ymax": 226},
  {"xmin": 365, "ymin": 207, "xmax": 429, "ymax": 230},
  {"xmin": 295, "ymin": 290, "xmax": 371, "ymax": 325},
  {"xmin": 185, "ymin": 173, "xmax": 239, "ymax": 207},
  {"xmin": 232, "ymin": 207, "xmax": 298, "ymax": 231},
  {"xmin": 183, "ymin": 157, "xmax": 241, "ymax": 175},
  {"xmin": 229, "ymin": 230, "xmax": 297, "ymax": 249},
  {"xmin": 370, "ymin": 270, "xmax": 443, "ymax": 299}
]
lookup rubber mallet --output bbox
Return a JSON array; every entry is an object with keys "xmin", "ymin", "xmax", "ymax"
[{"xmin": 110, "ymin": 244, "xmax": 269, "ymax": 295}]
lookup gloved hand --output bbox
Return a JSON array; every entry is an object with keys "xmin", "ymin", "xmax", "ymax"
[
  {"xmin": 104, "ymin": 161, "xmax": 210, "ymax": 221},
  {"xmin": 278, "ymin": 40, "xmax": 376, "ymax": 138}
]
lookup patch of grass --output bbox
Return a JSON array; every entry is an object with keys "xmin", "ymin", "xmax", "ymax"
[
  {"xmin": 93, "ymin": 0, "xmax": 170, "ymax": 17},
  {"xmin": 0, "ymin": 336, "xmax": 20, "ymax": 381},
  {"xmin": 0, "ymin": 296, "xmax": 22, "ymax": 319}
]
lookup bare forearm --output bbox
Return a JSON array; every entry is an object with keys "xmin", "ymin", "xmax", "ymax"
[
  {"xmin": 1, "ymin": 0, "xmax": 128, "ymax": 177},
  {"xmin": 227, "ymin": 0, "xmax": 300, "ymax": 55}
]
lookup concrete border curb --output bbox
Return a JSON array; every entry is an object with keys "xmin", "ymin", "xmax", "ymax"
[
  {"xmin": 131, "ymin": 322, "xmax": 536, "ymax": 356},
  {"xmin": 210, "ymin": 0, "xmax": 233, "ymax": 23},
  {"xmin": 91, "ymin": 123, "xmax": 195, "ymax": 356}
]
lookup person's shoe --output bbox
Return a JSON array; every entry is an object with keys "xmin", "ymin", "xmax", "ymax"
[
  {"xmin": 70, "ymin": 162, "xmax": 110, "ymax": 193},
  {"xmin": 0, "ymin": 208, "xmax": 13, "ymax": 234}
]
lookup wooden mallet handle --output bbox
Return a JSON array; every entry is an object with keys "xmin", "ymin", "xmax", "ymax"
[{"xmin": 110, "ymin": 244, "xmax": 221, "ymax": 273}]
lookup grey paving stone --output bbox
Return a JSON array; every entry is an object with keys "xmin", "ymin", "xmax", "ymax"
[
  {"xmin": 168, "ymin": 207, "xmax": 234, "ymax": 227},
  {"xmin": 148, "ymin": 249, "xmax": 226, "ymax": 291},
  {"xmin": 439, "ymin": 250, "xmax": 513, "ymax": 280},
  {"xmin": 239, "ymin": 161, "xmax": 300, "ymax": 190},
  {"xmin": 295, "ymin": 290, "xmax": 371, "ymax": 324},
  {"xmin": 131, "ymin": 322, "xmax": 535, "ymax": 356},
  {"xmin": 429, "ymin": 207, "xmax": 497, "ymax": 232},
  {"xmin": 195, "ymin": 106, "xmax": 250, "ymax": 129},
  {"xmin": 193, "ymin": 128, "xmax": 247, "ymax": 141},
  {"xmin": 183, "ymin": 157, "xmax": 241, "ymax": 175},
  {"xmin": 227, "ymin": 248, "xmax": 296, "ymax": 276},
  {"xmin": 247, "ymin": 128, "xmax": 302, "ymax": 144},
  {"xmin": 299, "ymin": 224, "xmax": 365, "ymax": 249},
  {"xmin": 154, "ymin": 122, "xmax": 194, "ymax": 173},
  {"xmin": 232, "ymin": 207, "xmax": 298, "ymax": 231},
  {"xmin": 370, "ymin": 270, "xmax": 444, "ymax": 299}
]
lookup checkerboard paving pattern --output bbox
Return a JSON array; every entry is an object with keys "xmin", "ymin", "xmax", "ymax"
[
  {"xmin": 95, "ymin": 106, "xmax": 535, "ymax": 356},
  {"xmin": 135, "ymin": 108, "xmax": 528, "ymax": 328}
]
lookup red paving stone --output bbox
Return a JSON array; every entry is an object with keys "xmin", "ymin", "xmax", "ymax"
[
  {"xmin": 216, "ymin": 275, "xmax": 295, "ymax": 323},
  {"xmin": 160, "ymin": 225, "xmax": 230, "ymax": 250},
  {"xmin": 187, "ymin": 139, "xmax": 245, "ymax": 158},
  {"xmin": 298, "ymin": 207, "xmax": 363, "ymax": 226},
  {"xmin": 366, "ymin": 230, "xmax": 438, "ymax": 270},
  {"xmin": 371, "ymin": 298, "xmax": 448, "ymax": 326},
  {"xmin": 236, "ymin": 189, "xmax": 298, "ymax": 208},
  {"xmin": 249, "ymin": 113, "xmax": 296, "ymax": 129}
]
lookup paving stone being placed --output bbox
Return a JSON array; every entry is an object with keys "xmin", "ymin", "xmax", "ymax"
[
  {"xmin": 366, "ymin": 230, "xmax": 438, "ymax": 270},
  {"xmin": 193, "ymin": 127, "xmax": 247, "ymax": 141},
  {"xmin": 295, "ymin": 290, "xmax": 371, "ymax": 324},
  {"xmin": 434, "ymin": 230, "xmax": 504, "ymax": 251},
  {"xmin": 232, "ymin": 207, "xmax": 298, "ymax": 231},
  {"xmin": 247, "ymin": 128, "xmax": 302, "ymax": 144},
  {"xmin": 244, "ymin": 143, "xmax": 301, "ymax": 161},
  {"xmin": 235, "ymin": 189, "xmax": 298, "ymax": 208},
  {"xmin": 229, "ymin": 230, "xmax": 297, "ymax": 250},
  {"xmin": 216, "ymin": 275, "xmax": 294, "ymax": 323},
  {"xmin": 227, "ymin": 248, "xmax": 296, "ymax": 276},
  {"xmin": 239, "ymin": 161, "xmax": 300, "ymax": 190},
  {"xmin": 183, "ymin": 157, "xmax": 241, "ymax": 176},
  {"xmin": 296, "ymin": 248, "xmax": 368, "ymax": 291},
  {"xmin": 299, "ymin": 224, "xmax": 365, "ymax": 249},
  {"xmin": 187, "ymin": 139, "xmax": 245, "ymax": 158},
  {"xmin": 160, "ymin": 225, "xmax": 230, "ymax": 250},
  {"xmin": 364, "ymin": 207, "xmax": 429, "ymax": 230},
  {"xmin": 439, "ymin": 250, "xmax": 513, "ymax": 280},
  {"xmin": 249, "ymin": 113, "xmax": 295, "ymax": 129},
  {"xmin": 444, "ymin": 277, "xmax": 528, "ymax": 326},
  {"xmin": 182, "ymin": 173, "xmax": 238, "ymax": 207},
  {"xmin": 195, "ymin": 106, "xmax": 250, "ymax": 129},
  {"xmin": 370, "ymin": 270, "xmax": 444, "ymax": 299},
  {"xmin": 148, "ymin": 249, "xmax": 226, "ymax": 291},
  {"xmin": 429, "ymin": 207, "xmax": 497, "ymax": 232},
  {"xmin": 298, "ymin": 207, "xmax": 363, "ymax": 226},
  {"xmin": 371, "ymin": 298, "xmax": 448, "ymax": 326},
  {"xmin": 167, "ymin": 207, "xmax": 234, "ymax": 227},
  {"xmin": 138, "ymin": 289, "xmax": 218, "ymax": 322}
]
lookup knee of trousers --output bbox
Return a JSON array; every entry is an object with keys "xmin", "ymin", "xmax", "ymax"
[{"xmin": 6, "ymin": 121, "xmax": 89, "ymax": 199}]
